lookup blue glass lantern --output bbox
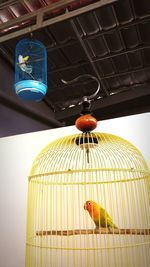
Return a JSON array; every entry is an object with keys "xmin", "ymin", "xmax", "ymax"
[{"xmin": 14, "ymin": 38, "xmax": 47, "ymax": 101}]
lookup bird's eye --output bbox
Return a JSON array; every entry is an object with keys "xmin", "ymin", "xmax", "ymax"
[{"xmin": 88, "ymin": 202, "xmax": 91, "ymax": 205}]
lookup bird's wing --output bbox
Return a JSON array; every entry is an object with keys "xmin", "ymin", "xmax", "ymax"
[
  {"xmin": 23, "ymin": 56, "xmax": 29, "ymax": 62},
  {"xmin": 100, "ymin": 207, "xmax": 114, "ymax": 226}
]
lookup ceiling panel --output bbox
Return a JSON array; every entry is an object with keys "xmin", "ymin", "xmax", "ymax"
[{"xmin": 0, "ymin": 0, "xmax": 150, "ymax": 136}]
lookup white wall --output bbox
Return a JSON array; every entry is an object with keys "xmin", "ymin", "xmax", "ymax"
[{"xmin": 0, "ymin": 113, "xmax": 149, "ymax": 267}]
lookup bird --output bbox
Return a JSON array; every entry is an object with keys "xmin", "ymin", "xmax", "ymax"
[
  {"xmin": 18, "ymin": 55, "xmax": 32, "ymax": 74},
  {"xmin": 84, "ymin": 200, "xmax": 118, "ymax": 230}
]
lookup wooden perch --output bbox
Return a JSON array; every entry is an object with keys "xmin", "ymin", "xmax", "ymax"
[{"xmin": 36, "ymin": 228, "xmax": 150, "ymax": 236}]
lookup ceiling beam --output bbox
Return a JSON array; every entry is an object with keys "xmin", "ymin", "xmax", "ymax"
[
  {"xmin": 44, "ymin": 15, "xmax": 150, "ymax": 53},
  {"xmin": 69, "ymin": 17, "xmax": 109, "ymax": 96},
  {"xmin": 55, "ymin": 83, "xmax": 150, "ymax": 121},
  {"xmin": 49, "ymin": 66, "xmax": 150, "ymax": 88},
  {"xmin": 46, "ymin": 66, "xmax": 150, "ymax": 98},
  {"xmin": 47, "ymin": 42, "xmax": 150, "ymax": 76},
  {"xmin": 0, "ymin": 0, "xmax": 75, "ymax": 30},
  {"xmin": 100, "ymin": 65, "xmax": 150, "ymax": 80},
  {"xmin": 85, "ymin": 15, "xmax": 150, "ymax": 41},
  {"xmin": 93, "ymin": 84, "xmax": 150, "ymax": 111},
  {"xmin": 0, "ymin": 0, "xmax": 18, "ymax": 9},
  {"xmin": 0, "ymin": 0, "xmax": 117, "ymax": 43},
  {"xmin": 93, "ymin": 95, "xmax": 150, "ymax": 121}
]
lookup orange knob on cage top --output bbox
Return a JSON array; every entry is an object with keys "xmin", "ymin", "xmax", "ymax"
[
  {"xmin": 75, "ymin": 114, "xmax": 97, "ymax": 132},
  {"xmin": 62, "ymin": 74, "xmax": 100, "ymax": 132}
]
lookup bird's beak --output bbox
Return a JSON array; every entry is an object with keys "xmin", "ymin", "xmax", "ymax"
[{"xmin": 84, "ymin": 203, "xmax": 87, "ymax": 210}]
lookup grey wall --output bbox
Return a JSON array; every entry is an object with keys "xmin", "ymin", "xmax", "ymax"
[{"xmin": 0, "ymin": 56, "xmax": 58, "ymax": 137}]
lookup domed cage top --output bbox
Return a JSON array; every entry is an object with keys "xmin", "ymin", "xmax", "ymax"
[
  {"xmin": 14, "ymin": 38, "xmax": 47, "ymax": 101},
  {"xmin": 26, "ymin": 132, "xmax": 150, "ymax": 267}
]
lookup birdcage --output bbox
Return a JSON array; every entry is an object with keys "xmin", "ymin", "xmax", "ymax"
[
  {"xmin": 14, "ymin": 38, "xmax": 47, "ymax": 101},
  {"xmin": 26, "ymin": 131, "xmax": 150, "ymax": 267}
]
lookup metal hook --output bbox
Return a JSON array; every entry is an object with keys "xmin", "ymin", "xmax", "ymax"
[{"xmin": 61, "ymin": 74, "xmax": 100, "ymax": 102}]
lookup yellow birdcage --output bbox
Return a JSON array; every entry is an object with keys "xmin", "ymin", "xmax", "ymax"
[{"xmin": 26, "ymin": 131, "xmax": 150, "ymax": 267}]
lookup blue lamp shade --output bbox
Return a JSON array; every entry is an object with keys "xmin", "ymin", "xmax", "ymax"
[{"xmin": 14, "ymin": 38, "xmax": 47, "ymax": 101}]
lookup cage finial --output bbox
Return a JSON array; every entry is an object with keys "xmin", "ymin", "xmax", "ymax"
[
  {"xmin": 62, "ymin": 74, "xmax": 100, "ymax": 133},
  {"xmin": 62, "ymin": 74, "xmax": 100, "ymax": 164}
]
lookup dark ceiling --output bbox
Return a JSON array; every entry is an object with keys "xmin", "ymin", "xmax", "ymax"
[{"xmin": 0, "ymin": 0, "xmax": 150, "ymax": 137}]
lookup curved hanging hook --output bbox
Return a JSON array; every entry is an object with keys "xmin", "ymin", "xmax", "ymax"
[{"xmin": 61, "ymin": 74, "xmax": 100, "ymax": 102}]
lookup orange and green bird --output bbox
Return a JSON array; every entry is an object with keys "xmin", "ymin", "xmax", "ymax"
[{"xmin": 84, "ymin": 200, "xmax": 118, "ymax": 229}]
